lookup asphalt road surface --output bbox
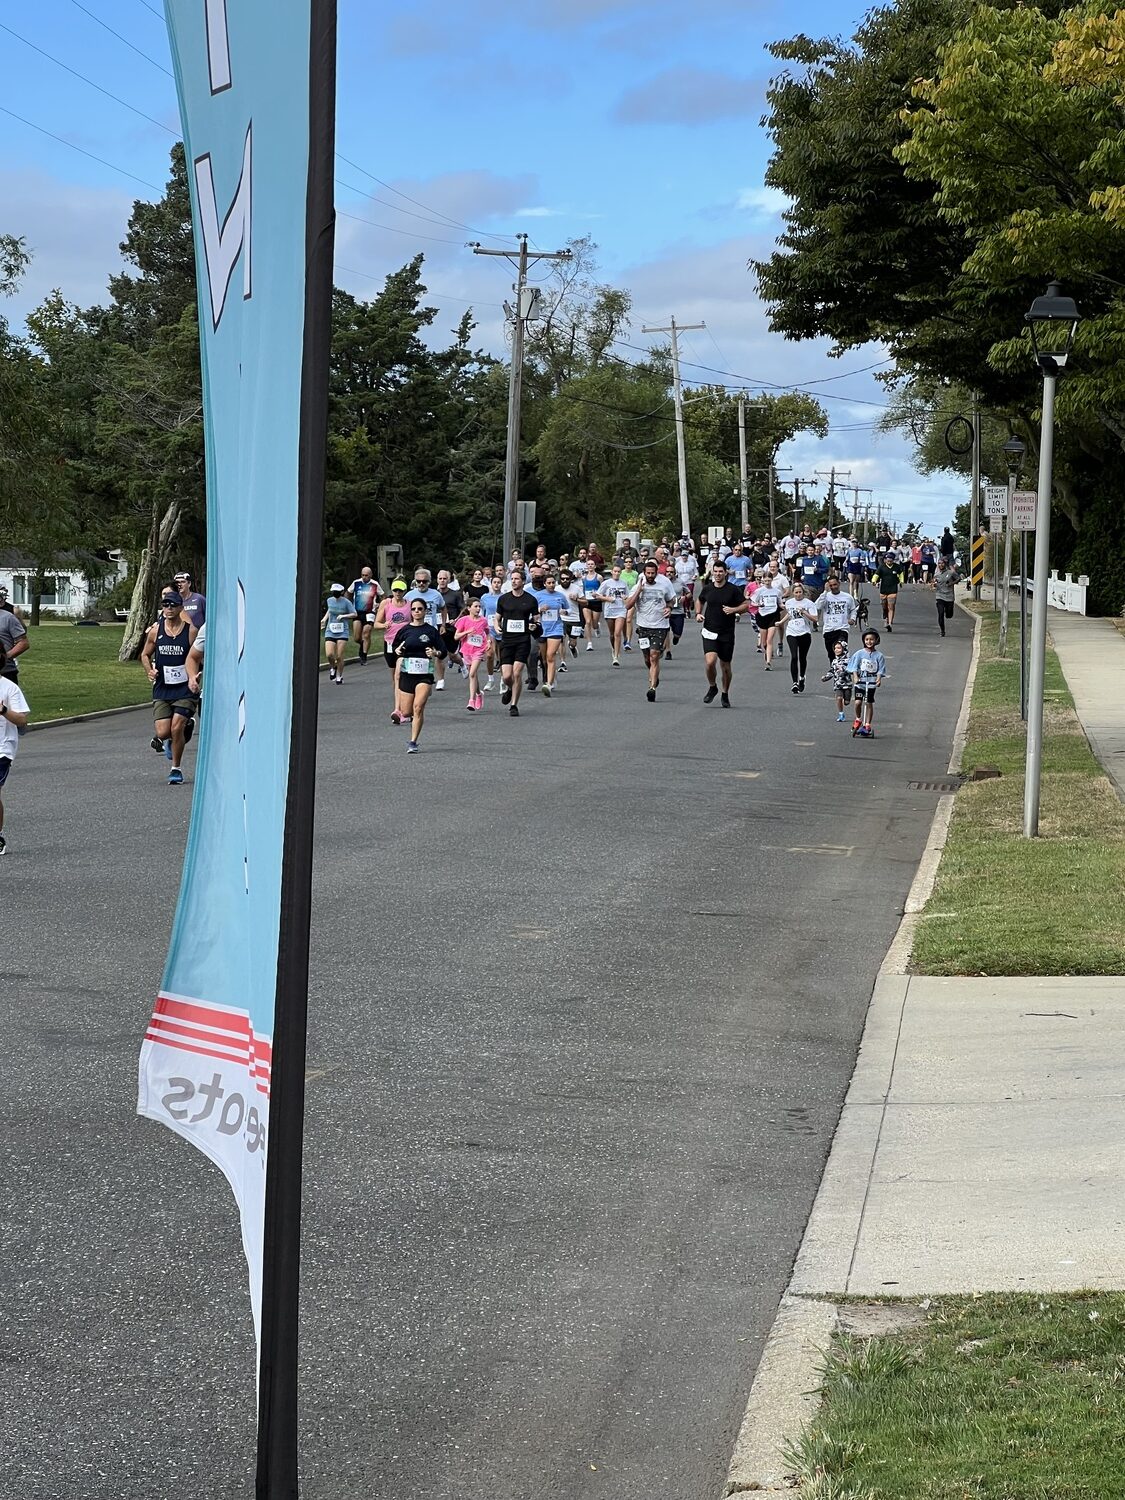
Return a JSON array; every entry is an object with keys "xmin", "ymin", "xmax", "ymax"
[{"xmin": 3, "ymin": 585, "xmax": 970, "ymax": 1500}]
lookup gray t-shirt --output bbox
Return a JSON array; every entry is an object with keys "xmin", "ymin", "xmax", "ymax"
[
  {"xmin": 0, "ymin": 608, "xmax": 27, "ymax": 677},
  {"xmin": 933, "ymin": 568, "xmax": 960, "ymax": 602},
  {"xmin": 633, "ymin": 575, "xmax": 678, "ymax": 629}
]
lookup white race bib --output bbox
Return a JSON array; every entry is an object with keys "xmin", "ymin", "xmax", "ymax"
[
  {"xmin": 569, "ymin": 625, "xmax": 584, "ymax": 637},
  {"xmin": 162, "ymin": 664, "xmax": 187, "ymax": 685},
  {"xmin": 366, "ymin": 612, "xmax": 375, "ymax": 623},
  {"xmin": 403, "ymin": 656, "xmax": 430, "ymax": 675},
  {"xmin": 468, "ymin": 633, "xmax": 484, "ymax": 648},
  {"xmin": 637, "ymin": 636, "xmax": 651, "ymax": 650},
  {"xmin": 506, "ymin": 619, "xmax": 525, "ymax": 634},
  {"xmin": 701, "ymin": 627, "xmax": 718, "ymax": 641}
]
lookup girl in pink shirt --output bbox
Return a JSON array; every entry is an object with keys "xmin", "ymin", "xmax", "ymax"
[{"xmin": 454, "ymin": 598, "xmax": 490, "ymax": 711}]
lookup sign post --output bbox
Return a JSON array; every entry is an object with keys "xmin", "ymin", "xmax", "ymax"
[{"xmin": 1011, "ymin": 490, "xmax": 1037, "ymax": 719}]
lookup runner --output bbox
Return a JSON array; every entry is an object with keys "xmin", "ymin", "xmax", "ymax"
[
  {"xmin": 871, "ymin": 552, "xmax": 901, "ymax": 632},
  {"xmin": 436, "ymin": 568, "xmax": 464, "ymax": 688},
  {"xmin": 619, "ymin": 554, "xmax": 639, "ymax": 651},
  {"xmin": 783, "ymin": 582, "xmax": 818, "ymax": 694},
  {"xmin": 666, "ymin": 582, "xmax": 686, "ymax": 661},
  {"xmin": 320, "ymin": 582, "xmax": 356, "ymax": 683},
  {"xmin": 580, "ymin": 561, "xmax": 603, "ymax": 650},
  {"xmin": 750, "ymin": 570, "xmax": 783, "ymax": 670},
  {"xmin": 845, "ymin": 537, "xmax": 866, "ymax": 598},
  {"xmin": 829, "ymin": 638, "xmax": 853, "ymax": 722},
  {"xmin": 454, "ymin": 596, "xmax": 491, "ymax": 710},
  {"xmin": 393, "ymin": 600, "xmax": 447, "ymax": 752},
  {"xmin": 479, "ymin": 573, "xmax": 505, "ymax": 688},
  {"xmin": 404, "ymin": 569, "xmax": 448, "ymax": 688},
  {"xmin": 173, "ymin": 572, "xmax": 206, "ymax": 629},
  {"xmin": 535, "ymin": 573, "xmax": 567, "ymax": 696},
  {"xmin": 559, "ymin": 569, "xmax": 584, "ymax": 661},
  {"xmin": 815, "ymin": 574, "xmax": 859, "ymax": 676},
  {"xmin": 186, "ymin": 621, "xmax": 205, "ymax": 700},
  {"xmin": 375, "ymin": 581, "xmax": 413, "ymax": 721},
  {"xmin": 348, "ymin": 566, "xmax": 383, "ymax": 663},
  {"xmin": 932, "ymin": 555, "xmax": 962, "ymax": 637},
  {"xmin": 724, "ymin": 541, "xmax": 752, "ymax": 590},
  {"xmin": 597, "ymin": 563, "xmax": 630, "ymax": 665},
  {"xmin": 797, "ymin": 543, "xmax": 827, "ymax": 600},
  {"xmin": 0, "ymin": 644, "xmax": 30, "ymax": 854},
  {"xmin": 0, "ymin": 597, "xmax": 29, "ymax": 686},
  {"xmin": 626, "ymin": 559, "xmax": 678, "ymax": 702},
  {"xmin": 140, "ymin": 591, "xmax": 198, "ymax": 785},
  {"xmin": 495, "ymin": 570, "xmax": 540, "ymax": 716},
  {"xmin": 849, "ymin": 629, "xmax": 887, "ymax": 737},
  {"xmin": 920, "ymin": 537, "xmax": 938, "ymax": 583},
  {"xmin": 696, "ymin": 560, "xmax": 747, "ymax": 706}
]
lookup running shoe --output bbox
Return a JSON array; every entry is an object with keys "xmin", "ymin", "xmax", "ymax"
[
  {"xmin": 703, "ymin": 686, "xmax": 718, "ymax": 703},
  {"xmin": 466, "ymin": 701, "xmax": 476, "ymax": 711},
  {"xmin": 569, "ymin": 642, "xmax": 577, "ymax": 657},
  {"xmin": 837, "ymin": 711, "xmax": 846, "ymax": 721},
  {"xmin": 792, "ymin": 684, "xmax": 800, "ymax": 694},
  {"xmin": 664, "ymin": 651, "xmax": 672, "ymax": 661},
  {"xmin": 336, "ymin": 675, "xmax": 344, "ymax": 684},
  {"xmin": 0, "ymin": 834, "xmax": 6, "ymax": 855},
  {"xmin": 406, "ymin": 741, "xmax": 419, "ymax": 753},
  {"xmin": 483, "ymin": 677, "xmax": 494, "ymax": 691},
  {"xmin": 886, "ymin": 624, "xmax": 892, "ymax": 633},
  {"xmin": 474, "ymin": 694, "xmax": 483, "ymax": 710},
  {"xmin": 541, "ymin": 683, "xmax": 551, "ymax": 698},
  {"xmin": 390, "ymin": 711, "xmax": 402, "ymax": 724},
  {"xmin": 501, "ymin": 685, "xmax": 513, "ymax": 705},
  {"xmin": 586, "ymin": 642, "xmax": 594, "ymax": 652},
  {"xmin": 764, "ymin": 663, "xmax": 771, "ymax": 671},
  {"xmin": 798, "ymin": 680, "xmax": 805, "ymax": 693},
  {"xmin": 150, "ymin": 734, "xmax": 163, "ymax": 753},
  {"xmin": 559, "ymin": 662, "xmax": 568, "ymax": 671},
  {"xmin": 358, "ymin": 650, "xmax": 367, "ymax": 664},
  {"xmin": 612, "ymin": 656, "xmax": 621, "ymax": 667},
  {"xmin": 329, "ymin": 669, "xmax": 336, "ymax": 682},
  {"xmin": 509, "ymin": 705, "xmax": 519, "ymax": 717},
  {"xmin": 623, "ymin": 642, "xmax": 632, "ymax": 651},
  {"xmin": 168, "ymin": 768, "xmax": 184, "ymax": 785},
  {"xmin": 646, "ymin": 687, "xmax": 656, "ymax": 702},
  {"xmin": 434, "ymin": 679, "xmax": 445, "ymax": 690},
  {"xmin": 183, "ymin": 717, "xmax": 195, "ymax": 742},
  {"xmin": 853, "ymin": 718, "xmax": 861, "ymax": 730},
  {"xmin": 859, "ymin": 725, "xmax": 872, "ymax": 736},
  {"xmin": 720, "ymin": 693, "xmax": 730, "ymax": 708}
]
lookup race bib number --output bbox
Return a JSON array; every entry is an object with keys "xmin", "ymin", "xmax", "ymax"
[
  {"xmin": 468, "ymin": 633, "xmax": 484, "ymax": 648},
  {"xmin": 403, "ymin": 656, "xmax": 430, "ymax": 675},
  {"xmin": 637, "ymin": 636, "xmax": 651, "ymax": 650},
  {"xmin": 701, "ymin": 627, "xmax": 718, "ymax": 641},
  {"xmin": 569, "ymin": 625, "xmax": 584, "ymax": 637},
  {"xmin": 366, "ymin": 612, "xmax": 375, "ymax": 623},
  {"xmin": 162, "ymin": 664, "xmax": 187, "ymax": 685},
  {"xmin": 506, "ymin": 619, "xmax": 525, "ymax": 634}
]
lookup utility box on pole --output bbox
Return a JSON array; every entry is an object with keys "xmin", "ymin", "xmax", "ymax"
[{"xmin": 376, "ymin": 544, "xmax": 404, "ymax": 583}]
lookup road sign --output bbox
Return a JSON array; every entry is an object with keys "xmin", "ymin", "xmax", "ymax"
[
  {"xmin": 1011, "ymin": 490, "xmax": 1037, "ymax": 531},
  {"xmin": 515, "ymin": 500, "xmax": 537, "ymax": 533},
  {"xmin": 971, "ymin": 536, "xmax": 986, "ymax": 584},
  {"xmin": 989, "ymin": 513, "xmax": 1004, "ymax": 533},
  {"xmin": 983, "ymin": 485, "xmax": 1008, "ymax": 518}
]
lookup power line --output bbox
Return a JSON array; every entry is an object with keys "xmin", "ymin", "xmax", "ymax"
[
  {"xmin": 334, "ymin": 175, "xmax": 506, "ymax": 236},
  {"xmin": 0, "ymin": 20, "xmax": 178, "ymax": 136},
  {"xmin": 66, "ymin": 0, "xmax": 173, "ymax": 76},
  {"xmin": 334, "ymin": 152, "xmax": 516, "ymax": 243},
  {"xmin": 335, "ymin": 207, "xmax": 468, "ymax": 246},
  {"xmin": 135, "ymin": 0, "xmax": 164, "ymax": 16},
  {"xmin": 0, "ymin": 103, "xmax": 161, "ymax": 190},
  {"xmin": 617, "ymin": 337, "xmax": 892, "ymax": 408},
  {"xmin": 333, "ymin": 261, "xmax": 504, "ymax": 309}
]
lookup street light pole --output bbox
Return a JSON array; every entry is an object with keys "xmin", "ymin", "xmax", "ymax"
[{"xmin": 1023, "ymin": 282, "xmax": 1080, "ymax": 839}]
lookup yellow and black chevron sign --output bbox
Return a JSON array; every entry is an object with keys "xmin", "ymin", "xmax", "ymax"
[{"xmin": 971, "ymin": 536, "xmax": 986, "ymax": 585}]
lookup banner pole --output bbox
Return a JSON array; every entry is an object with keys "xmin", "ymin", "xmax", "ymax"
[{"xmin": 255, "ymin": 1, "xmax": 337, "ymax": 1494}]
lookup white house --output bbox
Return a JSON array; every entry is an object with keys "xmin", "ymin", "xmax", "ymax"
[{"xmin": 0, "ymin": 549, "xmax": 128, "ymax": 618}]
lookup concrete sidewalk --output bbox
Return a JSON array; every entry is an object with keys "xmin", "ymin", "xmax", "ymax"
[
  {"xmin": 1047, "ymin": 610, "xmax": 1125, "ymax": 801},
  {"xmin": 724, "ymin": 609, "xmax": 1125, "ymax": 1494}
]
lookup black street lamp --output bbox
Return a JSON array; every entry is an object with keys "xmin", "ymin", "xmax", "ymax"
[{"xmin": 1023, "ymin": 283, "xmax": 1081, "ymax": 837}]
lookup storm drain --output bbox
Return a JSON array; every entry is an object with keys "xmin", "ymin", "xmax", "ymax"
[{"xmin": 908, "ymin": 778, "xmax": 964, "ymax": 792}]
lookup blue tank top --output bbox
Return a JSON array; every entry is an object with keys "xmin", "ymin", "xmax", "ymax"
[{"xmin": 154, "ymin": 618, "xmax": 193, "ymax": 699}]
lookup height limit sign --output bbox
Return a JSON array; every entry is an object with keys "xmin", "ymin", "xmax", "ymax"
[{"xmin": 1011, "ymin": 490, "xmax": 1037, "ymax": 531}]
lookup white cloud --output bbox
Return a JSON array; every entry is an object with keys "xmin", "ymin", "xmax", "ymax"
[{"xmin": 735, "ymin": 186, "xmax": 790, "ymax": 218}]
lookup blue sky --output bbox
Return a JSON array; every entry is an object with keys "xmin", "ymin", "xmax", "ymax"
[{"xmin": 0, "ymin": 0, "xmax": 973, "ymax": 533}]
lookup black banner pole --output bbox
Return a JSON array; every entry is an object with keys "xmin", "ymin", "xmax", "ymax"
[{"xmin": 255, "ymin": 1, "xmax": 337, "ymax": 1495}]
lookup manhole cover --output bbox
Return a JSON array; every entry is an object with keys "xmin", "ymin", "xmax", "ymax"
[{"xmin": 908, "ymin": 778, "xmax": 963, "ymax": 792}]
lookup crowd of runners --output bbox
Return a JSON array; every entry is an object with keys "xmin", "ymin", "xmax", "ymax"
[{"xmin": 312, "ymin": 524, "xmax": 963, "ymax": 753}]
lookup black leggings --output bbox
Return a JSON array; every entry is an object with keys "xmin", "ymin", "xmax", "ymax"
[
  {"xmin": 789, "ymin": 633, "xmax": 811, "ymax": 683},
  {"xmin": 823, "ymin": 627, "xmax": 849, "ymax": 662}
]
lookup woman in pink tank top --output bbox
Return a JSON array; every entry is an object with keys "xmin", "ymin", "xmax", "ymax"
[{"xmin": 375, "ymin": 582, "xmax": 413, "ymax": 723}]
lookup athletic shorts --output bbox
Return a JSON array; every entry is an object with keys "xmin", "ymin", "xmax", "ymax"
[
  {"xmin": 499, "ymin": 637, "xmax": 532, "ymax": 665},
  {"xmin": 582, "ymin": 597, "xmax": 602, "ymax": 613},
  {"xmin": 636, "ymin": 627, "xmax": 668, "ymax": 653},
  {"xmin": 835, "ymin": 684, "xmax": 853, "ymax": 704},
  {"xmin": 153, "ymin": 696, "xmax": 196, "ymax": 723},
  {"xmin": 669, "ymin": 614, "xmax": 685, "ymax": 641},
  {"xmin": 384, "ymin": 646, "xmax": 399, "ymax": 670},
  {"xmin": 756, "ymin": 611, "xmax": 780, "ymax": 630},
  {"xmin": 854, "ymin": 682, "xmax": 877, "ymax": 702},
  {"xmin": 397, "ymin": 671, "xmax": 434, "ymax": 696},
  {"xmin": 701, "ymin": 633, "xmax": 735, "ymax": 663},
  {"xmin": 879, "ymin": 588, "xmax": 898, "ymax": 600},
  {"xmin": 567, "ymin": 623, "xmax": 584, "ymax": 637},
  {"xmin": 0, "ymin": 756, "xmax": 10, "ymax": 789}
]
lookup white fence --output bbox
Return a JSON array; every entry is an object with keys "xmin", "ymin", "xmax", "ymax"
[{"xmin": 1010, "ymin": 570, "xmax": 1089, "ymax": 615}]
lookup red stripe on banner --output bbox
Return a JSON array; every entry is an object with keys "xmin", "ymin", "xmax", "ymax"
[
  {"xmin": 150, "ymin": 995, "xmax": 273, "ymax": 1082},
  {"xmin": 145, "ymin": 1028, "xmax": 272, "ymax": 1097}
]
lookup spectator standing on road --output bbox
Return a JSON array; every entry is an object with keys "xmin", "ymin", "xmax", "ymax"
[
  {"xmin": 940, "ymin": 527, "xmax": 956, "ymax": 562},
  {"xmin": 0, "ymin": 643, "xmax": 30, "ymax": 854},
  {"xmin": 173, "ymin": 572, "xmax": 206, "ymax": 629}
]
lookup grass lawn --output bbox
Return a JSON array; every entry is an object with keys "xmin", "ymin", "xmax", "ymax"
[
  {"xmin": 789, "ymin": 1293, "xmax": 1125, "ymax": 1499},
  {"xmin": 18, "ymin": 621, "xmax": 367, "ymax": 722},
  {"xmin": 911, "ymin": 609, "xmax": 1125, "ymax": 976}
]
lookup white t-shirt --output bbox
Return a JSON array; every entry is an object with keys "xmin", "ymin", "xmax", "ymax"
[
  {"xmin": 817, "ymin": 591, "xmax": 858, "ymax": 631},
  {"xmin": 599, "ymin": 578, "xmax": 630, "ymax": 619},
  {"xmin": 784, "ymin": 597, "xmax": 817, "ymax": 636},
  {"xmin": 633, "ymin": 575, "xmax": 679, "ymax": 629},
  {"xmin": 191, "ymin": 622, "xmax": 207, "ymax": 657},
  {"xmin": 0, "ymin": 677, "xmax": 30, "ymax": 760},
  {"xmin": 752, "ymin": 583, "xmax": 782, "ymax": 616}
]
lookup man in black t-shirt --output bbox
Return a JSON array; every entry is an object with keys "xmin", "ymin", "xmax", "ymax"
[
  {"xmin": 696, "ymin": 561, "xmax": 747, "ymax": 706},
  {"xmin": 495, "ymin": 572, "xmax": 540, "ymax": 716},
  {"xmin": 872, "ymin": 555, "xmax": 900, "ymax": 631}
]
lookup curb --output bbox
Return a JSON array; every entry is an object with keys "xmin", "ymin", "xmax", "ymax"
[{"xmin": 720, "ymin": 608, "xmax": 983, "ymax": 1495}]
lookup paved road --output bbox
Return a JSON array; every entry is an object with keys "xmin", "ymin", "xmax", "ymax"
[{"xmin": 2, "ymin": 586, "xmax": 970, "ymax": 1500}]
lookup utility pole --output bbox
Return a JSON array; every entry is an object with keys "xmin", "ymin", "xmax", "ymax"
[
  {"xmin": 737, "ymin": 396, "xmax": 748, "ymax": 535},
  {"xmin": 815, "ymin": 466, "xmax": 850, "ymax": 532},
  {"xmin": 969, "ymin": 391, "xmax": 982, "ymax": 602},
  {"xmin": 472, "ymin": 235, "xmax": 572, "ymax": 564},
  {"xmin": 847, "ymin": 486, "xmax": 873, "ymax": 540},
  {"xmin": 642, "ymin": 315, "xmax": 706, "ymax": 539}
]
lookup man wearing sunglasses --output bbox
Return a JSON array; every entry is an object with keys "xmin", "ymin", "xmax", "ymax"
[{"xmin": 140, "ymin": 592, "xmax": 198, "ymax": 785}]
